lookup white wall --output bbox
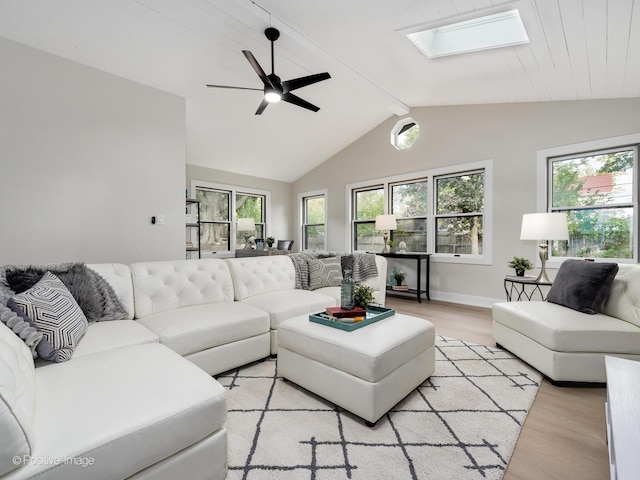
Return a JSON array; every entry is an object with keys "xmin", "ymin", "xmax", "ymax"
[
  {"xmin": 0, "ymin": 37, "xmax": 186, "ymax": 265},
  {"xmin": 294, "ymin": 99, "xmax": 640, "ymax": 305}
]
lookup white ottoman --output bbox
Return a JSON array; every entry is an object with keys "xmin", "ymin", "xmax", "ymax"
[{"xmin": 277, "ymin": 313, "xmax": 435, "ymax": 425}]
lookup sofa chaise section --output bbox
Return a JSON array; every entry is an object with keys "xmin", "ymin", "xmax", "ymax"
[
  {"xmin": 0, "ymin": 321, "xmax": 227, "ymax": 480},
  {"xmin": 129, "ymin": 259, "xmax": 271, "ymax": 375}
]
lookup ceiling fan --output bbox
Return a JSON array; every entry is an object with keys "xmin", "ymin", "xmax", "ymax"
[{"xmin": 206, "ymin": 27, "xmax": 331, "ymax": 115}]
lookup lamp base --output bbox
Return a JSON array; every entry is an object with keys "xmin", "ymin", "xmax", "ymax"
[
  {"xmin": 534, "ymin": 242, "xmax": 552, "ymax": 283},
  {"xmin": 381, "ymin": 232, "xmax": 389, "ymax": 254}
]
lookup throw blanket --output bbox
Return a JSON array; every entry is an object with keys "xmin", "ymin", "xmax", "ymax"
[
  {"xmin": 289, "ymin": 252, "xmax": 378, "ymax": 290},
  {"xmin": 3, "ymin": 262, "xmax": 129, "ymax": 322}
]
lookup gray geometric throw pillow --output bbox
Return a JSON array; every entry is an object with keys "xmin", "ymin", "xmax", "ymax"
[
  {"xmin": 308, "ymin": 257, "xmax": 343, "ymax": 290},
  {"xmin": 10, "ymin": 271, "xmax": 88, "ymax": 362}
]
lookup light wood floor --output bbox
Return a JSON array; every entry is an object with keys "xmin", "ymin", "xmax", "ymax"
[{"xmin": 386, "ymin": 296, "xmax": 610, "ymax": 480}]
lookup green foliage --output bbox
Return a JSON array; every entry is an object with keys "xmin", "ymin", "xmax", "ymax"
[
  {"xmin": 305, "ymin": 196, "xmax": 325, "ymax": 224},
  {"xmin": 355, "ymin": 189, "xmax": 384, "ymax": 220},
  {"xmin": 507, "ymin": 256, "xmax": 534, "ymax": 271},
  {"xmin": 353, "ymin": 284, "xmax": 375, "ymax": 308},
  {"xmin": 236, "ymin": 194, "xmax": 263, "ymax": 222},
  {"xmin": 551, "ymin": 150, "xmax": 634, "ymax": 259},
  {"xmin": 392, "ymin": 269, "xmax": 405, "ymax": 284},
  {"xmin": 436, "ymin": 173, "xmax": 484, "ymax": 255}
]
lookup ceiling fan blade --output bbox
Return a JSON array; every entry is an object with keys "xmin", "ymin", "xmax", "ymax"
[
  {"xmin": 255, "ymin": 98, "xmax": 269, "ymax": 115},
  {"xmin": 242, "ymin": 50, "xmax": 273, "ymax": 88},
  {"xmin": 282, "ymin": 92, "xmax": 320, "ymax": 112},
  {"xmin": 206, "ymin": 84, "xmax": 263, "ymax": 91},
  {"xmin": 282, "ymin": 72, "xmax": 331, "ymax": 93}
]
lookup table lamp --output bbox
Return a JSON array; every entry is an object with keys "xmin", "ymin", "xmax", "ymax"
[
  {"xmin": 237, "ymin": 218, "xmax": 256, "ymax": 250},
  {"xmin": 375, "ymin": 214, "xmax": 397, "ymax": 254},
  {"xmin": 520, "ymin": 212, "xmax": 569, "ymax": 283}
]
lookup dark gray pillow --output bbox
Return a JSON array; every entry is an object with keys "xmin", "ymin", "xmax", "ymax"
[
  {"xmin": 547, "ymin": 260, "xmax": 619, "ymax": 314},
  {"xmin": 6, "ymin": 263, "xmax": 103, "ymax": 320}
]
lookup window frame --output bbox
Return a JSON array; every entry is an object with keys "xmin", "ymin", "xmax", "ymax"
[
  {"xmin": 299, "ymin": 189, "xmax": 328, "ymax": 251},
  {"xmin": 537, "ymin": 134, "xmax": 640, "ymax": 265},
  {"xmin": 345, "ymin": 160, "xmax": 492, "ymax": 265},
  {"xmin": 191, "ymin": 180, "xmax": 271, "ymax": 257}
]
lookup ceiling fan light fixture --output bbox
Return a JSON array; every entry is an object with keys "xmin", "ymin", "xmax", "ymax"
[{"xmin": 264, "ymin": 90, "xmax": 281, "ymax": 103}]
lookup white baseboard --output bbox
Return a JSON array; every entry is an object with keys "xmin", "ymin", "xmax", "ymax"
[{"xmin": 429, "ymin": 290, "xmax": 504, "ymax": 309}]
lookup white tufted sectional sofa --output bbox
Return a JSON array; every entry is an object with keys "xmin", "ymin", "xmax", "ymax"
[{"xmin": 0, "ymin": 255, "xmax": 387, "ymax": 480}]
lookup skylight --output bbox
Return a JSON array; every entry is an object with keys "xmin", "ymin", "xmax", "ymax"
[{"xmin": 407, "ymin": 9, "xmax": 529, "ymax": 58}]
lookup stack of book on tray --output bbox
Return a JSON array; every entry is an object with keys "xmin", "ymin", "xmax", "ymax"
[{"xmin": 321, "ymin": 306, "xmax": 367, "ymax": 323}]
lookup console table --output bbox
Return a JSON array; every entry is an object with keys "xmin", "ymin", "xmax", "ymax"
[
  {"xmin": 376, "ymin": 253, "xmax": 430, "ymax": 303},
  {"xmin": 504, "ymin": 275, "xmax": 552, "ymax": 301}
]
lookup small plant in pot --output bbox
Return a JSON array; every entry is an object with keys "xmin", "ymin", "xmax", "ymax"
[
  {"xmin": 507, "ymin": 256, "xmax": 534, "ymax": 277},
  {"xmin": 266, "ymin": 237, "xmax": 275, "ymax": 249},
  {"xmin": 393, "ymin": 269, "xmax": 406, "ymax": 286},
  {"xmin": 353, "ymin": 284, "xmax": 375, "ymax": 309}
]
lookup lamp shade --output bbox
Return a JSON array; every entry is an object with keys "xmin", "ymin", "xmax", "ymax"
[
  {"xmin": 520, "ymin": 213, "xmax": 569, "ymax": 241},
  {"xmin": 237, "ymin": 218, "xmax": 256, "ymax": 232},
  {"xmin": 375, "ymin": 214, "xmax": 397, "ymax": 231}
]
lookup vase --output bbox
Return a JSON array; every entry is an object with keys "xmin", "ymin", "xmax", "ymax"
[{"xmin": 340, "ymin": 269, "xmax": 354, "ymax": 309}]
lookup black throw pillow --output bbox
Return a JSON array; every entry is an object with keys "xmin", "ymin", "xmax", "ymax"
[{"xmin": 546, "ymin": 259, "xmax": 619, "ymax": 314}]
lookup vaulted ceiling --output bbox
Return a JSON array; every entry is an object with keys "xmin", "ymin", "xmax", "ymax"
[{"xmin": 0, "ymin": 0, "xmax": 638, "ymax": 182}]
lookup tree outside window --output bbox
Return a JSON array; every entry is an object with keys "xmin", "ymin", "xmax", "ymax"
[
  {"xmin": 236, "ymin": 193, "xmax": 265, "ymax": 248},
  {"xmin": 391, "ymin": 180, "xmax": 428, "ymax": 252},
  {"xmin": 550, "ymin": 147, "xmax": 635, "ymax": 259},
  {"xmin": 303, "ymin": 195, "xmax": 325, "ymax": 250},
  {"xmin": 197, "ymin": 188, "xmax": 230, "ymax": 253},
  {"xmin": 435, "ymin": 172, "xmax": 484, "ymax": 255},
  {"xmin": 353, "ymin": 187, "xmax": 384, "ymax": 251}
]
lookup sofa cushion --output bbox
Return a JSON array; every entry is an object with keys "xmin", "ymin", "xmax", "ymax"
[
  {"xmin": 240, "ymin": 290, "xmax": 336, "ymax": 330},
  {"xmin": 226, "ymin": 256, "xmax": 295, "ymax": 301},
  {"xmin": 16, "ymin": 344, "xmax": 226, "ymax": 479},
  {"xmin": 10, "ymin": 272, "xmax": 88, "ymax": 362},
  {"xmin": 308, "ymin": 257, "xmax": 343, "ymax": 290},
  {"xmin": 493, "ymin": 301, "xmax": 640, "ymax": 354},
  {"xmin": 137, "ymin": 302, "xmax": 269, "ymax": 357},
  {"xmin": 546, "ymin": 259, "xmax": 619, "ymax": 314},
  {"xmin": 603, "ymin": 263, "xmax": 640, "ymax": 327},
  {"xmin": 130, "ymin": 259, "xmax": 235, "ymax": 319},
  {"xmin": 71, "ymin": 320, "xmax": 159, "ymax": 359},
  {"xmin": 0, "ymin": 321, "xmax": 36, "ymax": 477}
]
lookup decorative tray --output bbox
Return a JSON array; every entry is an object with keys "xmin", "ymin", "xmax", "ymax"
[{"xmin": 309, "ymin": 306, "xmax": 395, "ymax": 332}]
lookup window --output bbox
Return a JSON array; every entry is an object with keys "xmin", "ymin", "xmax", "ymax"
[
  {"xmin": 353, "ymin": 186, "xmax": 384, "ymax": 251},
  {"xmin": 347, "ymin": 160, "xmax": 491, "ymax": 263},
  {"xmin": 192, "ymin": 180, "xmax": 270, "ymax": 255},
  {"xmin": 435, "ymin": 171, "xmax": 485, "ymax": 255},
  {"xmin": 391, "ymin": 179, "xmax": 428, "ymax": 252},
  {"xmin": 236, "ymin": 193, "xmax": 265, "ymax": 246},
  {"xmin": 548, "ymin": 146, "xmax": 636, "ymax": 260},
  {"xmin": 391, "ymin": 118, "xmax": 419, "ymax": 150},
  {"xmin": 302, "ymin": 193, "xmax": 326, "ymax": 250}
]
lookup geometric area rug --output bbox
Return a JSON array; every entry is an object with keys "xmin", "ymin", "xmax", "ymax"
[{"xmin": 216, "ymin": 336, "xmax": 542, "ymax": 480}]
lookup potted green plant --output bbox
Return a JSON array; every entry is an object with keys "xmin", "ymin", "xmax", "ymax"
[
  {"xmin": 353, "ymin": 284, "xmax": 375, "ymax": 309},
  {"xmin": 266, "ymin": 236, "xmax": 275, "ymax": 249},
  {"xmin": 507, "ymin": 256, "xmax": 534, "ymax": 277},
  {"xmin": 393, "ymin": 269, "xmax": 405, "ymax": 285}
]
